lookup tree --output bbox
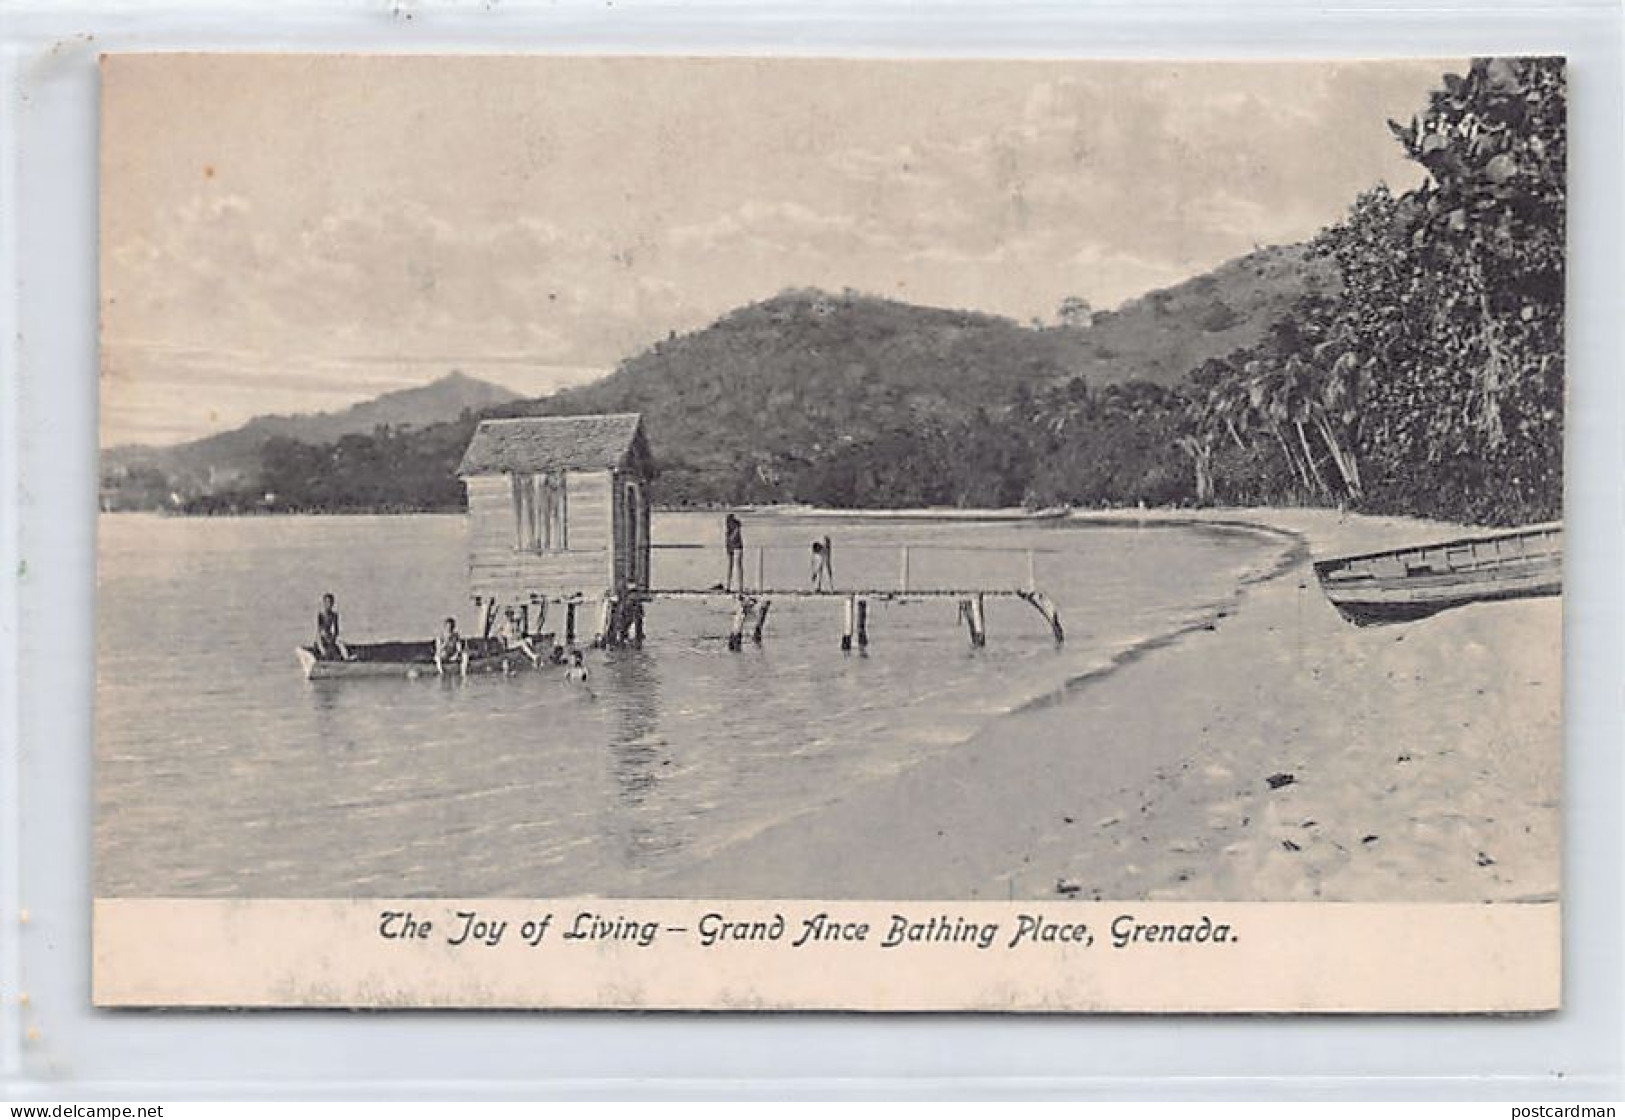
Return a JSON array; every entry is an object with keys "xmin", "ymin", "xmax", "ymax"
[
  {"xmin": 1056, "ymin": 296, "xmax": 1094, "ymax": 329},
  {"xmin": 1167, "ymin": 58, "xmax": 1565, "ymax": 524}
]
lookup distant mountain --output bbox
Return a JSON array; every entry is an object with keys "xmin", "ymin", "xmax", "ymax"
[
  {"xmin": 102, "ymin": 244, "xmax": 1335, "ymax": 511},
  {"xmin": 501, "ymin": 244, "xmax": 1335, "ymax": 499},
  {"xmin": 103, "ymin": 371, "xmax": 520, "ymax": 496}
]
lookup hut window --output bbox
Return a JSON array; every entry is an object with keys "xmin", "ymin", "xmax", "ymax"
[{"xmin": 513, "ymin": 471, "xmax": 568, "ymax": 551}]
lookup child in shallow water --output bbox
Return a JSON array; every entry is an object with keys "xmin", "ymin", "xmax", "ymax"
[
  {"xmin": 495, "ymin": 607, "xmax": 540, "ymax": 667},
  {"xmin": 434, "ymin": 617, "xmax": 467, "ymax": 677},
  {"xmin": 563, "ymin": 649, "xmax": 590, "ymax": 683}
]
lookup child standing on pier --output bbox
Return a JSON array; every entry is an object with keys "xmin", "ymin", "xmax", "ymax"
[
  {"xmin": 724, "ymin": 514, "xmax": 745, "ymax": 591},
  {"xmin": 811, "ymin": 535, "xmax": 834, "ymax": 592}
]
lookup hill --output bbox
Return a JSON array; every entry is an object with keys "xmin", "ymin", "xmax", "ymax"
[
  {"xmin": 102, "ymin": 371, "xmax": 519, "ymax": 503},
  {"xmin": 1080, "ymin": 243, "xmax": 1337, "ymax": 384},
  {"xmin": 101, "ymin": 243, "xmax": 1334, "ymax": 511},
  {"xmin": 502, "ymin": 244, "xmax": 1334, "ymax": 500}
]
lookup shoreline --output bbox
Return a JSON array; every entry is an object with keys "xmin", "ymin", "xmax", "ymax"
[{"xmin": 642, "ymin": 506, "xmax": 1561, "ymax": 903}]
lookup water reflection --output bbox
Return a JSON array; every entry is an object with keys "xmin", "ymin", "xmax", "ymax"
[
  {"xmin": 598, "ymin": 647, "xmax": 687, "ymax": 866},
  {"xmin": 307, "ymin": 678, "xmax": 343, "ymax": 714}
]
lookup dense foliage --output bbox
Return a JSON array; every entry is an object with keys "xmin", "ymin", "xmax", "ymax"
[
  {"xmin": 1037, "ymin": 56, "xmax": 1566, "ymax": 525},
  {"xmin": 174, "ymin": 416, "xmax": 480, "ymax": 515},
  {"xmin": 119, "ymin": 59, "xmax": 1563, "ymax": 527}
]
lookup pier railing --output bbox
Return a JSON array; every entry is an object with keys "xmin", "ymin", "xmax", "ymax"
[{"xmin": 650, "ymin": 541, "xmax": 1064, "ymax": 595}]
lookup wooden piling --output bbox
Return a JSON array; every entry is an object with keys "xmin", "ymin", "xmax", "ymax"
[
  {"xmin": 1019, "ymin": 590, "xmax": 1065, "ymax": 643},
  {"xmin": 960, "ymin": 594, "xmax": 986, "ymax": 647},
  {"xmin": 841, "ymin": 596, "xmax": 856, "ymax": 652},
  {"xmin": 856, "ymin": 598, "xmax": 869, "ymax": 648},
  {"xmin": 474, "ymin": 596, "xmax": 498, "ymax": 638},
  {"xmin": 565, "ymin": 602, "xmax": 578, "ymax": 647},
  {"xmin": 630, "ymin": 600, "xmax": 646, "ymax": 647},
  {"xmin": 755, "ymin": 546, "xmax": 766, "ymax": 594},
  {"xmin": 752, "ymin": 599, "xmax": 772, "ymax": 643}
]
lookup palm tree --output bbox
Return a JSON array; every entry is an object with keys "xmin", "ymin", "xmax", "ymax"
[
  {"xmin": 1280, "ymin": 355, "xmax": 1334, "ymax": 498},
  {"xmin": 1308, "ymin": 346, "xmax": 1369, "ymax": 500},
  {"xmin": 1245, "ymin": 358, "xmax": 1313, "ymax": 496}
]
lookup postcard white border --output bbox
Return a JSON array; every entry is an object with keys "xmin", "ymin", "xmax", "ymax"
[
  {"xmin": 93, "ymin": 899, "xmax": 1561, "ymax": 1013},
  {"xmin": 4, "ymin": 0, "xmax": 1623, "ymax": 1101}
]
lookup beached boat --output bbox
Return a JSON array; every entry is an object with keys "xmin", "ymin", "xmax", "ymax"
[
  {"xmin": 1313, "ymin": 522, "xmax": 1562, "ymax": 626},
  {"xmin": 295, "ymin": 638, "xmax": 532, "ymax": 680}
]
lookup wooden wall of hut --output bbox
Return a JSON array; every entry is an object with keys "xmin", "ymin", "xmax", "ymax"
[{"xmin": 466, "ymin": 470, "xmax": 614, "ymax": 602}]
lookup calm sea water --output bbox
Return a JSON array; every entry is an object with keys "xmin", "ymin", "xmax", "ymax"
[{"xmin": 95, "ymin": 511, "xmax": 1288, "ymax": 897}]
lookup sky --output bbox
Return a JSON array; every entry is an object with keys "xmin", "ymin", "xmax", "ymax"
[{"xmin": 100, "ymin": 55, "xmax": 1455, "ymax": 447}]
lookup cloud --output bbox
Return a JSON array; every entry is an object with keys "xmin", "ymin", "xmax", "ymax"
[{"xmin": 101, "ymin": 57, "xmax": 1453, "ymax": 445}]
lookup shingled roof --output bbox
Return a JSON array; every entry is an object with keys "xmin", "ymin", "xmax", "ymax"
[{"xmin": 457, "ymin": 414, "xmax": 649, "ymax": 476}]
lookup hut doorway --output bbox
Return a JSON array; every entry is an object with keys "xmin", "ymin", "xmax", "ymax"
[{"xmin": 622, "ymin": 479, "xmax": 648, "ymax": 590}]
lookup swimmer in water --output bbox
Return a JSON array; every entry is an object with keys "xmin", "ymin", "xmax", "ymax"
[{"xmin": 563, "ymin": 649, "xmax": 590, "ymax": 683}]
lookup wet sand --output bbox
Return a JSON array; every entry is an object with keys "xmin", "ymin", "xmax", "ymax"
[{"xmin": 646, "ymin": 508, "xmax": 1561, "ymax": 902}]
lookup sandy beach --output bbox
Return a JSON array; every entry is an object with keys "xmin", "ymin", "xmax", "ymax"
[{"xmin": 647, "ymin": 507, "xmax": 1562, "ymax": 903}]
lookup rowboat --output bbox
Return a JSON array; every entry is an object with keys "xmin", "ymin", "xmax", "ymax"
[
  {"xmin": 295, "ymin": 637, "xmax": 534, "ymax": 680},
  {"xmin": 1313, "ymin": 522, "xmax": 1562, "ymax": 627}
]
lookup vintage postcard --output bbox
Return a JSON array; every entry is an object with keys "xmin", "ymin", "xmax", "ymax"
[{"xmin": 95, "ymin": 54, "xmax": 1564, "ymax": 1011}]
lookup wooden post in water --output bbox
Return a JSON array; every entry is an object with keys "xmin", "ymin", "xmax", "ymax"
[
  {"xmin": 752, "ymin": 599, "xmax": 772, "ymax": 643},
  {"xmin": 728, "ymin": 596, "xmax": 751, "ymax": 652},
  {"xmin": 841, "ymin": 596, "xmax": 856, "ymax": 652},
  {"xmin": 964, "ymin": 594, "xmax": 987, "ymax": 647},
  {"xmin": 856, "ymin": 598, "xmax": 870, "ymax": 648},
  {"xmin": 564, "ymin": 601, "xmax": 578, "ymax": 647},
  {"xmin": 1019, "ymin": 591, "xmax": 1065, "ymax": 643},
  {"xmin": 898, "ymin": 545, "xmax": 911, "ymax": 593},
  {"xmin": 755, "ymin": 546, "xmax": 766, "ymax": 594},
  {"xmin": 473, "ymin": 596, "xmax": 495, "ymax": 638}
]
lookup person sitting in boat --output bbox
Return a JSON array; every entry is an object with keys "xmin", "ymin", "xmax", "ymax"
[
  {"xmin": 314, "ymin": 593, "xmax": 350, "ymax": 661},
  {"xmin": 563, "ymin": 649, "xmax": 589, "ymax": 683},
  {"xmin": 434, "ymin": 617, "xmax": 468, "ymax": 677},
  {"xmin": 496, "ymin": 607, "xmax": 540, "ymax": 668}
]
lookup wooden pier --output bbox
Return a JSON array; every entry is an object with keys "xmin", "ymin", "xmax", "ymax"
[
  {"xmin": 450, "ymin": 413, "xmax": 1065, "ymax": 660},
  {"xmin": 472, "ymin": 539, "xmax": 1066, "ymax": 654},
  {"xmin": 627, "ymin": 584, "xmax": 1064, "ymax": 651}
]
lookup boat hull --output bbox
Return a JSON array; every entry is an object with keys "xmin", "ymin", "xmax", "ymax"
[{"xmin": 1314, "ymin": 523, "xmax": 1562, "ymax": 627}]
